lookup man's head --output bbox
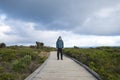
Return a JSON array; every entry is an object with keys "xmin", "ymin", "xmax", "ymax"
[{"xmin": 58, "ymin": 36, "xmax": 62, "ymax": 40}]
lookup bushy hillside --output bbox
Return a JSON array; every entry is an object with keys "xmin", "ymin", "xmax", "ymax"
[
  {"xmin": 0, "ymin": 46, "xmax": 52, "ymax": 80},
  {"xmin": 64, "ymin": 47, "xmax": 120, "ymax": 80}
]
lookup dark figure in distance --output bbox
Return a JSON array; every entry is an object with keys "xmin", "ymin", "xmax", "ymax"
[{"xmin": 56, "ymin": 36, "xmax": 64, "ymax": 60}]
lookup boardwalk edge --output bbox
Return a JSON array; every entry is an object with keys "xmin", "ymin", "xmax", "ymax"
[
  {"xmin": 64, "ymin": 54, "xmax": 102, "ymax": 80},
  {"xmin": 24, "ymin": 53, "xmax": 50, "ymax": 80}
]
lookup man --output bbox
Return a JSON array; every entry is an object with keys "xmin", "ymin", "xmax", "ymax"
[{"xmin": 56, "ymin": 36, "xmax": 64, "ymax": 60}]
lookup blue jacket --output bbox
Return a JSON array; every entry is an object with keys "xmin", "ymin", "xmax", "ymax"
[{"xmin": 56, "ymin": 39, "xmax": 64, "ymax": 48}]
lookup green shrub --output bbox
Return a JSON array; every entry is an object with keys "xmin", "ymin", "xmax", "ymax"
[
  {"xmin": 64, "ymin": 48, "xmax": 120, "ymax": 80},
  {"xmin": 0, "ymin": 66, "xmax": 4, "ymax": 73},
  {"xmin": 12, "ymin": 55, "xmax": 32, "ymax": 72},
  {"xmin": 0, "ymin": 73, "xmax": 15, "ymax": 80},
  {"xmin": 12, "ymin": 59, "xmax": 25, "ymax": 72},
  {"xmin": 0, "ymin": 43, "xmax": 6, "ymax": 48},
  {"xmin": 21, "ymin": 55, "xmax": 31, "ymax": 64},
  {"xmin": 37, "ymin": 57, "xmax": 46, "ymax": 64},
  {"xmin": 0, "ymin": 49, "xmax": 16, "ymax": 62},
  {"xmin": 0, "ymin": 47, "xmax": 50, "ymax": 79}
]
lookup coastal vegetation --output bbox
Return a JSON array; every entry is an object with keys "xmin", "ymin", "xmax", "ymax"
[
  {"xmin": 0, "ymin": 45, "xmax": 54, "ymax": 80},
  {"xmin": 64, "ymin": 47, "xmax": 120, "ymax": 80}
]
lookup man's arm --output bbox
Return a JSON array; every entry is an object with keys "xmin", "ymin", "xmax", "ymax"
[
  {"xmin": 56, "ymin": 40, "xmax": 58, "ymax": 48},
  {"xmin": 62, "ymin": 40, "xmax": 64, "ymax": 48}
]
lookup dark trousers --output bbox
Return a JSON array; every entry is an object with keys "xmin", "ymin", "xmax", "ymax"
[{"xmin": 57, "ymin": 48, "xmax": 63, "ymax": 60}]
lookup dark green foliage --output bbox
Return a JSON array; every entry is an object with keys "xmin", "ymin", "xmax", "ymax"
[
  {"xmin": 0, "ymin": 48, "xmax": 16, "ymax": 62},
  {"xmin": 0, "ymin": 46, "xmax": 51, "ymax": 80},
  {"xmin": 21, "ymin": 55, "xmax": 32, "ymax": 64},
  {"xmin": 12, "ymin": 55, "xmax": 31, "ymax": 72},
  {"xmin": 0, "ymin": 43, "xmax": 6, "ymax": 48},
  {"xmin": 64, "ymin": 47, "xmax": 120, "ymax": 80},
  {"xmin": 39, "ymin": 46, "xmax": 56, "ymax": 52},
  {"xmin": 0, "ymin": 73, "xmax": 15, "ymax": 80},
  {"xmin": 0, "ymin": 66, "xmax": 4, "ymax": 73}
]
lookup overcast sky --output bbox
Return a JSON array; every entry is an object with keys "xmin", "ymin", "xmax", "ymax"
[{"xmin": 0, "ymin": 0, "xmax": 120, "ymax": 47}]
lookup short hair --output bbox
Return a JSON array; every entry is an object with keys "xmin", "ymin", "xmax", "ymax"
[{"xmin": 59, "ymin": 36, "xmax": 61, "ymax": 38}]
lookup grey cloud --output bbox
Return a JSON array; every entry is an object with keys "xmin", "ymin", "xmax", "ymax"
[
  {"xmin": 0, "ymin": 0, "xmax": 120, "ymax": 35},
  {"xmin": 76, "ymin": 7, "xmax": 120, "ymax": 36},
  {"xmin": 0, "ymin": 0, "xmax": 67, "ymax": 23}
]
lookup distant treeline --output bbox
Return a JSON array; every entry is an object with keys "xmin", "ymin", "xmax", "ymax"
[{"xmin": 0, "ymin": 41, "xmax": 54, "ymax": 49}]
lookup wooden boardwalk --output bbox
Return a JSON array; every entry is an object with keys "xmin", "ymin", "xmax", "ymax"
[{"xmin": 25, "ymin": 51, "xmax": 98, "ymax": 80}]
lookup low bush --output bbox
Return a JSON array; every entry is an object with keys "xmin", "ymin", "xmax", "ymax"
[
  {"xmin": 0, "ymin": 49, "xmax": 16, "ymax": 62},
  {"xmin": 0, "ymin": 46, "xmax": 51, "ymax": 80},
  {"xmin": 64, "ymin": 47, "xmax": 120, "ymax": 80},
  {"xmin": 0, "ymin": 73, "xmax": 15, "ymax": 80},
  {"xmin": 0, "ymin": 66, "xmax": 4, "ymax": 73},
  {"xmin": 12, "ymin": 55, "xmax": 32, "ymax": 73}
]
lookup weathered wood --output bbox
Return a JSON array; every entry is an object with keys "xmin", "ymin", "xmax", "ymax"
[{"xmin": 25, "ymin": 51, "xmax": 98, "ymax": 80}]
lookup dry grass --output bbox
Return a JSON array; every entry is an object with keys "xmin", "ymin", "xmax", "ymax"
[{"xmin": 39, "ymin": 51, "xmax": 49, "ymax": 58}]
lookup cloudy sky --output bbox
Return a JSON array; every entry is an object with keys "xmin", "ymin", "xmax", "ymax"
[{"xmin": 0, "ymin": 0, "xmax": 120, "ymax": 47}]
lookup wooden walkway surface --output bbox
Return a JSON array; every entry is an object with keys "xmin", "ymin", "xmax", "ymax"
[{"xmin": 25, "ymin": 51, "xmax": 98, "ymax": 80}]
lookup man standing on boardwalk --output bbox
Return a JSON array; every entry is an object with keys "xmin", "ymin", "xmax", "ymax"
[{"xmin": 56, "ymin": 36, "xmax": 64, "ymax": 60}]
